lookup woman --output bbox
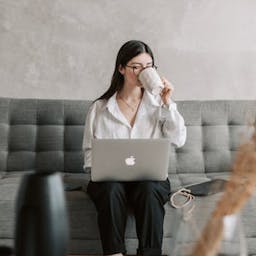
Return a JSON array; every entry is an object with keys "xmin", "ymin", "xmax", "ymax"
[{"xmin": 82, "ymin": 40, "xmax": 186, "ymax": 256}]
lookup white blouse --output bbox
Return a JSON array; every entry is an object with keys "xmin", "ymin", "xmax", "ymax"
[{"xmin": 82, "ymin": 90, "xmax": 187, "ymax": 168}]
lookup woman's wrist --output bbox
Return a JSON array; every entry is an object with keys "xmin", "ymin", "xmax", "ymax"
[
  {"xmin": 161, "ymin": 97, "xmax": 171, "ymax": 108},
  {"xmin": 162, "ymin": 102, "xmax": 170, "ymax": 109},
  {"xmin": 161, "ymin": 97, "xmax": 176, "ymax": 110}
]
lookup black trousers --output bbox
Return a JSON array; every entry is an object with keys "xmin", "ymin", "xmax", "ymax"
[{"xmin": 87, "ymin": 179, "xmax": 171, "ymax": 256}]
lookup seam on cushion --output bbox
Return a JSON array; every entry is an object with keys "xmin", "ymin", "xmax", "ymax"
[
  {"xmin": 200, "ymin": 102, "xmax": 206, "ymax": 175},
  {"xmin": 6, "ymin": 98, "xmax": 11, "ymax": 173},
  {"xmin": 35, "ymin": 99, "xmax": 38, "ymax": 171},
  {"xmin": 63, "ymin": 100, "xmax": 65, "ymax": 172}
]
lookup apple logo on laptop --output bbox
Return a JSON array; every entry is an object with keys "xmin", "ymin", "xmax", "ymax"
[{"xmin": 125, "ymin": 156, "xmax": 136, "ymax": 166}]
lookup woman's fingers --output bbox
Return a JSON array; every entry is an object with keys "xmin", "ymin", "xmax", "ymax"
[{"xmin": 161, "ymin": 77, "xmax": 174, "ymax": 91}]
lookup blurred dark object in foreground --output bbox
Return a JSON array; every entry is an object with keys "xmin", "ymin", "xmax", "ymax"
[
  {"xmin": 0, "ymin": 246, "xmax": 13, "ymax": 256},
  {"xmin": 15, "ymin": 172, "xmax": 69, "ymax": 256}
]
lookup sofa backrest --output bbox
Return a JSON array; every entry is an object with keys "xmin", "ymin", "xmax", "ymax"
[
  {"xmin": 169, "ymin": 101, "xmax": 255, "ymax": 183},
  {"xmin": 0, "ymin": 98, "xmax": 91, "ymax": 173},
  {"xmin": 0, "ymin": 98, "xmax": 255, "ymax": 175}
]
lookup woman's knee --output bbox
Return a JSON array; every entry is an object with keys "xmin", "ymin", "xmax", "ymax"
[
  {"xmin": 102, "ymin": 182, "xmax": 126, "ymax": 198},
  {"xmin": 88, "ymin": 181, "xmax": 126, "ymax": 202},
  {"xmin": 131, "ymin": 180, "xmax": 170, "ymax": 204},
  {"xmin": 133, "ymin": 181, "xmax": 159, "ymax": 198}
]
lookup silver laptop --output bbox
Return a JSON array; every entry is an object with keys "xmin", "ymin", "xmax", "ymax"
[{"xmin": 91, "ymin": 138, "xmax": 170, "ymax": 182}]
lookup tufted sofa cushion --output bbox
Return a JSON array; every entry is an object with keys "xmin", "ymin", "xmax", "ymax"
[
  {"xmin": 1, "ymin": 98, "xmax": 255, "ymax": 177},
  {"xmin": 169, "ymin": 101, "xmax": 255, "ymax": 190},
  {"xmin": 0, "ymin": 98, "xmax": 92, "ymax": 173}
]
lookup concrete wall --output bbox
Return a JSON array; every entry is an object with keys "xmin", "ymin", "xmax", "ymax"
[{"xmin": 0, "ymin": 0, "xmax": 255, "ymax": 100}]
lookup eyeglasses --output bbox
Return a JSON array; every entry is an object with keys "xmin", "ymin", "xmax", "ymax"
[{"xmin": 125, "ymin": 64, "xmax": 158, "ymax": 75}]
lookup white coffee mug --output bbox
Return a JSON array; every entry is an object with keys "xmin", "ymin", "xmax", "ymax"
[{"xmin": 138, "ymin": 67, "xmax": 164, "ymax": 95}]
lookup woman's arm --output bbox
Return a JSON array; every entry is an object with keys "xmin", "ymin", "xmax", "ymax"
[
  {"xmin": 82, "ymin": 103, "xmax": 97, "ymax": 169},
  {"xmin": 160, "ymin": 101, "xmax": 187, "ymax": 148},
  {"xmin": 159, "ymin": 77, "xmax": 187, "ymax": 148}
]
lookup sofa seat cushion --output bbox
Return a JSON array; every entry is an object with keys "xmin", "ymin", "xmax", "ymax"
[
  {"xmin": 0, "ymin": 172, "xmax": 241, "ymax": 243},
  {"xmin": 0, "ymin": 174, "xmax": 24, "ymax": 238},
  {"xmin": 168, "ymin": 172, "xmax": 230, "ymax": 192}
]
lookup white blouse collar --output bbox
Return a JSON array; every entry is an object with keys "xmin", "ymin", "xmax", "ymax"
[
  {"xmin": 105, "ymin": 90, "xmax": 162, "ymax": 128},
  {"xmin": 106, "ymin": 90, "xmax": 161, "ymax": 109}
]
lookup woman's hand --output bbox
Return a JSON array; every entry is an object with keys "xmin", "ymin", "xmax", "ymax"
[{"xmin": 160, "ymin": 77, "xmax": 174, "ymax": 106}]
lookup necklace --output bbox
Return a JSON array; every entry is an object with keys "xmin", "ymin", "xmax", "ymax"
[{"xmin": 118, "ymin": 95, "xmax": 140, "ymax": 112}]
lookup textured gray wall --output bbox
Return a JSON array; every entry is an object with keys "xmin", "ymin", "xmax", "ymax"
[{"xmin": 0, "ymin": 0, "xmax": 255, "ymax": 100}]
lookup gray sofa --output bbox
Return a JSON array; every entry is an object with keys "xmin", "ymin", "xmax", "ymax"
[{"xmin": 0, "ymin": 97, "xmax": 256, "ymax": 255}]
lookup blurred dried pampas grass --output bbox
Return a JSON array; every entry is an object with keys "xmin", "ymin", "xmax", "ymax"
[{"xmin": 191, "ymin": 122, "xmax": 256, "ymax": 256}]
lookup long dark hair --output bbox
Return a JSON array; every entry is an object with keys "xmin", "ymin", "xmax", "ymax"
[{"xmin": 95, "ymin": 40, "xmax": 155, "ymax": 101}]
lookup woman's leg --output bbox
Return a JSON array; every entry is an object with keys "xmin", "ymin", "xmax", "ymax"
[
  {"xmin": 127, "ymin": 179, "xmax": 171, "ymax": 256},
  {"xmin": 87, "ymin": 181, "xmax": 128, "ymax": 255}
]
